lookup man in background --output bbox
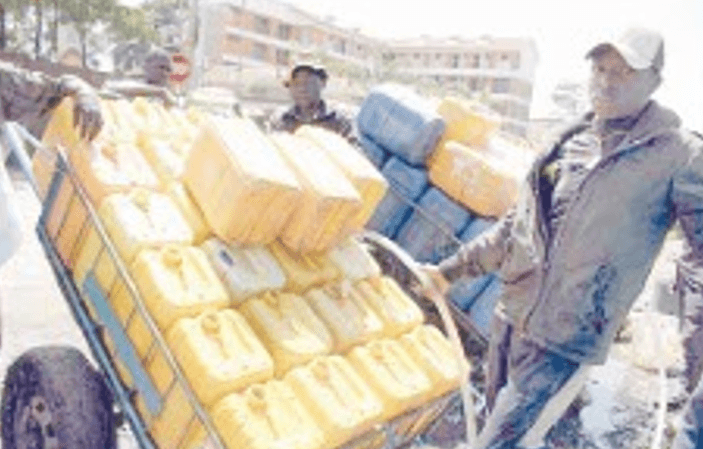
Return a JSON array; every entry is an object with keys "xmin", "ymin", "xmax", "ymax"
[{"xmin": 271, "ymin": 61, "xmax": 355, "ymax": 142}]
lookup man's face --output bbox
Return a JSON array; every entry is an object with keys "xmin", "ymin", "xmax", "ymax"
[
  {"xmin": 288, "ymin": 69, "xmax": 324, "ymax": 108},
  {"xmin": 145, "ymin": 55, "xmax": 173, "ymax": 87},
  {"xmin": 588, "ymin": 47, "xmax": 659, "ymax": 119}
]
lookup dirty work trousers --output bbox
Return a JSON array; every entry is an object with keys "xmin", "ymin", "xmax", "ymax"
[
  {"xmin": 676, "ymin": 258, "xmax": 703, "ymax": 392},
  {"xmin": 478, "ymin": 326, "xmax": 584, "ymax": 449},
  {"xmin": 672, "ymin": 375, "xmax": 703, "ymax": 449}
]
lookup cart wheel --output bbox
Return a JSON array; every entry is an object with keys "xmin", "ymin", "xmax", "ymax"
[{"xmin": 1, "ymin": 346, "xmax": 116, "ymax": 449}]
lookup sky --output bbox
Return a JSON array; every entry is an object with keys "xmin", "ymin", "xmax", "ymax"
[{"xmin": 284, "ymin": 0, "xmax": 703, "ymax": 130}]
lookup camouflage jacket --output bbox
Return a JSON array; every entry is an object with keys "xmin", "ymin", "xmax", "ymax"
[
  {"xmin": 270, "ymin": 100, "xmax": 356, "ymax": 142},
  {"xmin": 0, "ymin": 61, "xmax": 93, "ymax": 137}
]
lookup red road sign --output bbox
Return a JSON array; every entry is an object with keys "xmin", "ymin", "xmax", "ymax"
[{"xmin": 170, "ymin": 53, "xmax": 191, "ymax": 85}]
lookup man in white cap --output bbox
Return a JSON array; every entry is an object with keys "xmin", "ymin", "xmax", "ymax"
[
  {"xmin": 420, "ymin": 28, "xmax": 703, "ymax": 448},
  {"xmin": 271, "ymin": 61, "xmax": 355, "ymax": 141}
]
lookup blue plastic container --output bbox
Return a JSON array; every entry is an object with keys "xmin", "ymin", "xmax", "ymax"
[
  {"xmin": 395, "ymin": 188, "xmax": 473, "ymax": 263},
  {"xmin": 358, "ymin": 133, "xmax": 390, "ymax": 169},
  {"xmin": 365, "ymin": 156, "xmax": 429, "ymax": 239},
  {"xmin": 467, "ymin": 277, "xmax": 502, "ymax": 339},
  {"xmin": 382, "ymin": 156, "xmax": 429, "ymax": 201},
  {"xmin": 460, "ymin": 217, "xmax": 497, "ymax": 243},
  {"xmin": 357, "ymin": 84, "xmax": 445, "ymax": 166},
  {"xmin": 365, "ymin": 190, "xmax": 413, "ymax": 239},
  {"xmin": 448, "ymin": 273, "xmax": 496, "ymax": 312}
]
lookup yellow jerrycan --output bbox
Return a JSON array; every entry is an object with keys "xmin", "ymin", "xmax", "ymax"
[
  {"xmin": 240, "ymin": 292, "xmax": 333, "ymax": 376},
  {"xmin": 135, "ymin": 131, "xmax": 190, "ymax": 185},
  {"xmin": 296, "ymin": 125, "xmax": 388, "ymax": 232},
  {"xmin": 356, "ymin": 276, "xmax": 424, "ymax": 338},
  {"xmin": 269, "ymin": 132, "xmax": 362, "ymax": 252},
  {"xmin": 69, "ymin": 138, "xmax": 160, "ymax": 207},
  {"xmin": 73, "ymin": 188, "xmax": 193, "ymax": 293},
  {"xmin": 164, "ymin": 309, "xmax": 274, "ymax": 405},
  {"xmin": 304, "ymin": 282, "xmax": 384, "ymax": 353},
  {"xmin": 268, "ymin": 240, "xmax": 340, "ymax": 293},
  {"xmin": 428, "ymin": 140, "xmax": 526, "ymax": 218},
  {"xmin": 42, "ymin": 158, "xmax": 89, "ymax": 269},
  {"xmin": 400, "ymin": 324, "xmax": 466, "ymax": 402},
  {"xmin": 435, "ymin": 96, "xmax": 500, "ymax": 148},
  {"xmin": 201, "ymin": 238, "xmax": 286, "ymax": 306},
  {"xmin": 327, "ymin": 237, "xmax": 381, "ymax": 281},
  {"xmin": 204, "ymin": 381, "xmax": 325, "ymax": 449},
  {"xmin": 183, "ymin": 116, "xmax": 302, "ymax": 244},
  {"xmin": 110, "ymin": 245, "xmax": 230, "ymax": 358},
  {"xmin": 285, "ymin": 356, "xmax": 384, "ymax": 448},
  {"xmin": 166, "ymin": 182, "xmax": 211, "ymax": 245},
  {"xmin": 347, "ymin": 339, "xmax": 432, "ymax": 421}
]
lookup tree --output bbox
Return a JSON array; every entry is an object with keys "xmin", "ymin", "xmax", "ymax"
[
  {"xmin": 58, "ymin": 0, "xmax": 116, "ymax": 66},
  {"xmin": 109, "ymin": 6, "xmax": 158, "ymax": 43},
  {"xmin": 1, "ymin": 0, "xmax": 26, "ymax": 51}
]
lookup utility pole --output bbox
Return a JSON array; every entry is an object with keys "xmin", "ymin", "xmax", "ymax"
[
  {"xmin": 34, "ymin": 0, "xmax": 43, "ymax": 59},
  {"xmin": 53, "ymin": 0, "xmax": 59, "ymax": 58},
  {"xmin": 0, "ymin": 4, "xmax": 5, "ymax": 51}
]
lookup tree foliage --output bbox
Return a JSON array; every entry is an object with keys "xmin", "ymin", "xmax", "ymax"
[{"xmin": 109, "ymin": 6, "xmax": 158, "ymax": 43}]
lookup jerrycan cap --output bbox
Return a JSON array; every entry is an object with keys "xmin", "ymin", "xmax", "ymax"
[
  {"xmin": 247, "ymin": 385, "xmax": 268, "ymax": 412},
  {"xmin": 311, "ymin": 359, "xmax": 331, "ymax": 382},
  {"xmin": 370, "ymin": 342, "xmax": 387, "ymax": 361},
  {"xmin": 131, "ymin": 189, "xmax": 151, "ymax": 211},
  {"xmin": 263, "ymin": 292, "xmax": 280, "ymax": 308},
  {"xmin": 201, "ymin": 313, "xmax": 221, "ymax": 334},
  {"xmin": 162, "ymin": 246, "xmax": 184, "ymax": 268}
]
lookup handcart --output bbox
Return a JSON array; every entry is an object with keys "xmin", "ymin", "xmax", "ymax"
[{"xmin": 0, "ymin": 122, "xmax": 477, "ymax": 449}]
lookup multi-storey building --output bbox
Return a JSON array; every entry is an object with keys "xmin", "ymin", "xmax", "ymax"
[
  {"xmin": 193, "ymin": 0, "xmax": 378, "ymax": 103},
  {"xmin": 380, "ymin": 36, "xmax": 538, "ymax": 135},
  {"xmin": 192, "ymin": 0, "xmax": 538, "ymax": 135}
]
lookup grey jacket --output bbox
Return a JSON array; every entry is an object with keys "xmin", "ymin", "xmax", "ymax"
[{"xmin": 439, "ymin": 101, "xmax": 703, "ymax": 364}]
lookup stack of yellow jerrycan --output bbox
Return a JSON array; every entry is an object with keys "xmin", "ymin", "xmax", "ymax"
[
  {"xmin": 39, "ymin": 95, "xmax": 469, "ymax": 449},
  {"xmin": 183, "ymin": 116, "xmax": 302, "ymax": 244}
]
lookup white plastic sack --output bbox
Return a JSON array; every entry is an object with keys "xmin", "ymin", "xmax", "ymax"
[{"xmin": 0, "ymin": 157, "xmax": 23, "ymax": 267}]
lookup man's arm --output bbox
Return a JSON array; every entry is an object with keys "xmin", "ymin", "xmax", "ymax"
[
  {"xmin": 437, "ymin": 209, "xmax": 515, "ymax": 282},
  {"xmin": 0, "ymin": 63, "xmax": 102, "ymax": 140},
  {"xmin": 673, "ymin": 132, "xmax": 703, "ymax": 260}
]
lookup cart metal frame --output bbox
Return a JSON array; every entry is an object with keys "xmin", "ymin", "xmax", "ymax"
[{"xmin": 4, "ymin": 121, "xmax": 461, "ymax": 449}]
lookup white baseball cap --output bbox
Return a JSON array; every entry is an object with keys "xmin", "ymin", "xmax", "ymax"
[{"xmin": 586, "ymin": 28, "xmax": 664, "ymax": 72}]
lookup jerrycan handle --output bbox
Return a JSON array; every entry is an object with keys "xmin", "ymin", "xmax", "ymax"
[
  {"xmin": 201, "ymin": 313, "xmax": 231, "ymax": 360},
  {"xmin": 247, "ymin": 386, "xmax": 281, "ymax": 438}
]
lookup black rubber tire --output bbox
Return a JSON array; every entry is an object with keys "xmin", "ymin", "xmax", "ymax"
[{"xmin": 1, "ymin": 346, "xmax": 116, "ymax": 449}]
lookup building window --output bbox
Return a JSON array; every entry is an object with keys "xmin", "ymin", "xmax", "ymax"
[
  {"xmin": 251, "ymin": 43, "xmax": 268, "ymax": 61},
  {"xmin": 512, "ymin": 52, "xmax": 521, "ymax": 70},
  {"xmin": 334, "ymin": 39, "xmax": 346, "ymax": 54},
  {"xmin": 253, "ymin": 15, "xmax": 269, "ymax": 35},
  {"xmin": 414, "ymin": 53, "xmax": 421, "ymax": 60},
  {"xmin": 277, "ymin": 24, "xmax": 291, "ymax": 40},
  {"xmin": 469, "ymin": 54, "xmax": 479, "ymax": 68},
  {"xmin": 492, "ymin": 78, "xmax": 510, "ymax": 94},
  {"xmin": 276, "ymin": 49, "xmax": 290, "ymax": 66},
  {"xmin": 299, "ymin": 30, "xmax": 311, "ymax": 46},
  {"xmin": 452, "ymin": 54, "xmax": 460, "ymax": 68}
]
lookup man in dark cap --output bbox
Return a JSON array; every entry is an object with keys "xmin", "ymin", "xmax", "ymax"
[{"xmin": 271, "ymin": 61, "xmax": 355, "ymax": 141}]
